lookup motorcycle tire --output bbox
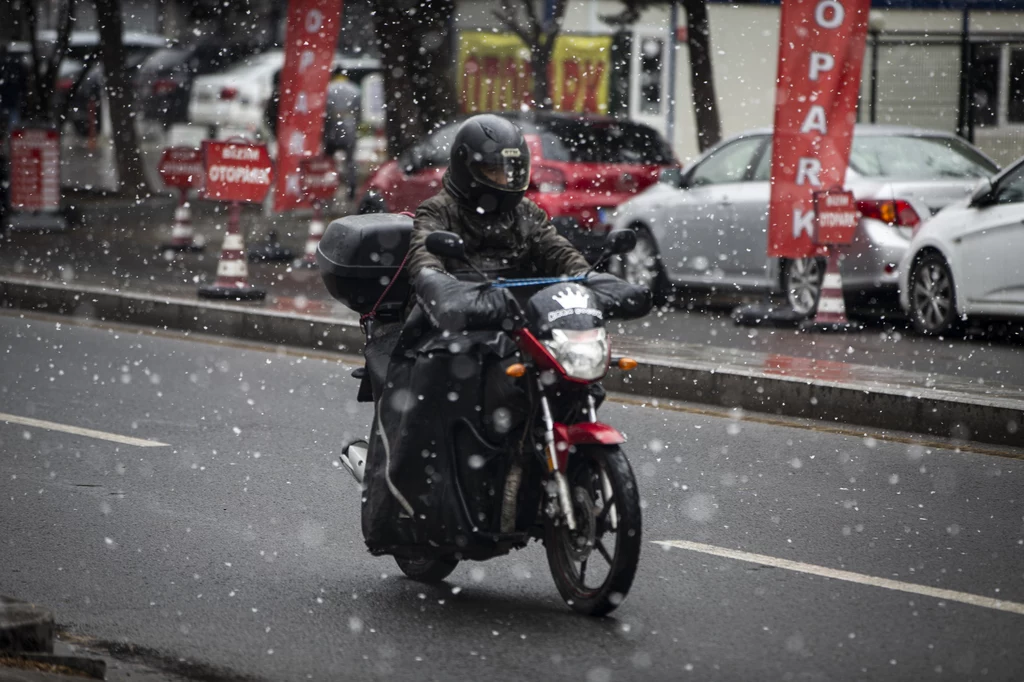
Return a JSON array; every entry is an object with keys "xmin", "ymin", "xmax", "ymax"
[
  {"xmin": 545, "ymin": 445, "xmax": 642, "ymax": 617},
  {"xmin": 394, "ymin": 556, "xmax": 459, "ymax": 583}
]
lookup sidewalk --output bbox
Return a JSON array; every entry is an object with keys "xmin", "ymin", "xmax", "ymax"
[{"xmin": 1, "ymin": 196, "xmax": 1022, "ymax": 448}]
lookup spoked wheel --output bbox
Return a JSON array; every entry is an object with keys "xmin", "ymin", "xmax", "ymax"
[
  {"xmin": 608, "ymin": 226, "xmax": 669, "ymax": 305},
  {"xmin": 545, "ymin": 445, "xmax": 642, "ymax": 617},
  {"xmin": 394, "ymin": 556, "xmax": 459, "ymax": 583},
  {"xmin": 782, "ymin": 257, "xmax": 826, "ymax": 317},
  {"xmin": 909, "ymin": 252, "xmax": 960, "ymax": 336}
]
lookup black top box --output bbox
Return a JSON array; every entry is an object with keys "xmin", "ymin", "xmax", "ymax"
[{"xmin": 317, "ymin": 213, "xmax": 413, "ymax": 315}]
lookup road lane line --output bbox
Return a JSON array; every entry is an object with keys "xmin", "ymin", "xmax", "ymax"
[
  {"xmin": 654, "ymin": 539, "xmax": 1024, "ymax": 616},
  {"xmin": 0, "ymin": 413, "xmax": 169, "ymax": 448}
]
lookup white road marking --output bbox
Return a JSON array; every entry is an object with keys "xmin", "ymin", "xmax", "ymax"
[
  {"xmin": 0, "ymin": 413, "xmax": 169, "ymax": 448},
  {"xmin": 654, "ymin": 539, "xmax": 1024, "ymax": 616}
]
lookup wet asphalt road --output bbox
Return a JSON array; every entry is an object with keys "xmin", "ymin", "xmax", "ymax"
[{"xmin": 1, "ymin": 312, "xmax": 1023, "ymax": 682}]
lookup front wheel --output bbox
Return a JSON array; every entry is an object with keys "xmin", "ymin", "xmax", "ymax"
[
  {"xmin": 608, "ymin": 226, "xmax": 670, "ymax": 306},
  {"xmin": 908, "ymin": 252, "xmax": 960, "ymax": 336},
  {"xmin": 394, "ymin": 556, "xmax": 459, "ymax": 583},
  {"xmin": 545, "ymin": 445, "xmax": 642, "ymax": 617}
]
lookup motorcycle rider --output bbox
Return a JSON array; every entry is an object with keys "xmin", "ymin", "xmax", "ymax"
[{"xmin": 406, "ymin": 114, "xmax": 590, "ymax": 282}]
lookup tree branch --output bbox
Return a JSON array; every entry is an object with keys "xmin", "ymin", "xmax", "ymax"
[{"xmin": 493, "ymin": 10, "xmax": 534, "ymax": 48}]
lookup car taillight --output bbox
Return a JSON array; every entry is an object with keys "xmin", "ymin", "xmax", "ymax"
[
  {"xmin": 152, "ymin": 78, "xmax": 179, "ymax": 95},
  {"xmin": 855, "ymin": 199, "xmax": 921, "ymax": 229},
  {"xmin": 219, "ymin": 86, "xmax": 238, "ymax": 100},
  {"xmin": 57, "ymin": 78, "xmax": 73, "ymax": 91},
  {"xmin": 530, "ymin": 166, "xmax": 566, "ymax": 194}
]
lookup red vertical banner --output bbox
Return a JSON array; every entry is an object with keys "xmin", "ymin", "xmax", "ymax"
[
  {"xmin": 272, "ymin": 0, "xmax": 344, "ymax": 213},
  {"xmin": 767, "ymin": 0, "xmax": 870, "ymax": 258}
]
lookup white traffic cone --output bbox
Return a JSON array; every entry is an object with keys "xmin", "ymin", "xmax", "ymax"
[
  {"xmin": 808, "ymin": 248, "xmax": 857, "ymax": 330},
  {"xmin": 162, "ymin": 200, "xmax": 203, "ymax": 252}
]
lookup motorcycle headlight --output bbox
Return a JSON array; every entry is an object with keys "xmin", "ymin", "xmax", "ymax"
[{"xmin": 543, "ymin": 328, "xmax": 609, "ymax": 381}]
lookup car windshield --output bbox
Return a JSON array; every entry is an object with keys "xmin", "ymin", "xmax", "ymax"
[
  {"xmin": 849, "ymin": 134, "xmax": 998, "ymax": 179},
  {"xmin": 538, "ymin": 120, "xmax": 674, "ymax": 165}
]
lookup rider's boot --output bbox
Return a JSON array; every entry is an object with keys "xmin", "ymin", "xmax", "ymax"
[{"xmin": 340, "ymin": 439, "xmax": 368, "ymax": 484}]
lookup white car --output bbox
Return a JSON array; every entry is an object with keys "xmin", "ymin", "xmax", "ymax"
[
  {"xmin": 188, "ymin": 49, "xmax": 379, "ymax": 135},
  {"xmin": 899, "ymin": 156, "xmax": 1024, "ymax": 335},
  {"xmin": 609, "ymin": 126, "xmax": 997, "ymax": 313}
]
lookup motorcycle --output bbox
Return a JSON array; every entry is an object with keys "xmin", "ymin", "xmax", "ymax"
[{"xmin": 319, "ymin": 215, "xmax": 651, "ymax": 616}]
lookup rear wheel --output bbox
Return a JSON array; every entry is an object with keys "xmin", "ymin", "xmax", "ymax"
[
  {"xmin": 394, "ymin": 556, "xmax": 459, "ymax": 583},
  {"xmin": 909, "ymin": 252, "xmax": 960, "ymax": 336},
  {"xmin": 545, "ymin": 445, "xmax": 641, "ymax": 617},
  {"xmin": 782, "ymin": 257, "xmax": 826, "ymax": 317}
]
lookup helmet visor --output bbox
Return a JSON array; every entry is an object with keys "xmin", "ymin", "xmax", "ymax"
[{"xmin": 468, "ymin": 152, "xmax": 531, "ymax": 192}]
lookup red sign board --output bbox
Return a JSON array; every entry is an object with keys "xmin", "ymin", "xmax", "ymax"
[
  {"xmin": 200, "ymin": 140, "xmax": 274, "ymax": 203},
  {"xmin": 300, "ymin": 156, "xmax": 340, "ymax": 202},
  {"xmin": 814, "ymin": 189, "xmax": 859, "ymax": 245},
  {"xmin": 767, "ymin": 0, "xmax": 870, "ymax": 258},
  {"xmin": 271, "ymin": 0, "xmax": 344, "ymax": 212},
  {"xmin": 158, "ymin": 147, "xmax": 204, "ymax": 190},
  {"xmin": 9, "ymin": 127, "xmax": 61, "ymax": 212}
]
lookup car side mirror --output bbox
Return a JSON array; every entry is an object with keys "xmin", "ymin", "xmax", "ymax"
[
  {"xmin": 424, "ymin": 231, "xmax": 467, "ymax": 261},
  {"xmin": 605, "ymin": 229, "xmax": 637, "ymax": 255},
  {"xmin": 970, "ymin": 178, "xmax": 994, "ymax": 207}
]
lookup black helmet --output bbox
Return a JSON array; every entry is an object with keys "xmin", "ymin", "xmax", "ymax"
[{"xmin": 443, "ymin": 114, "xmax": 531, "ymax": 215}]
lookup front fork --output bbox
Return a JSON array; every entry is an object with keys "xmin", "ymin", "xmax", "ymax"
[{"xmin": 539, "ymin": 392, "xmax": 577, "ymax": 531}]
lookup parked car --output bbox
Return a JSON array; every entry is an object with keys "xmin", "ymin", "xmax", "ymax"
[
  {"xmin": 609, "ymin": 125, "xmax": 999, "ymax": 312},
  {"xmin": 188, "ymin": 49, "xmax": 379, "ymax": 137},
  {"xmin": 359, "ymin": 112, "xmax": 678, "ymax": 260},
  {"xmin": 55, "ymin": 31, "xmax": 168, "ymax": 136},
  {"xmin": 136, "ymin": 42, "xmax": 257, "ymax": 127},
  {"xmin": 899, "ymin": 155, "xmax": 1024, "ymax": 335}
]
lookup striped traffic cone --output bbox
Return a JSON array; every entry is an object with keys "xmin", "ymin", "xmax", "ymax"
[
  {"xmin": 198, "ymin": 203, "xmax": 265, "ymax": 301},
  {"xmin": 294, "ymin": 206, "xmax": 325, "ymax": 269},
  {"xmin": 161, "ymin": 198, "xmax": 204, "ymax": 252},
  {"xmin": 807, "ymin": 248, "xmax": 858, "ymax": 331}
]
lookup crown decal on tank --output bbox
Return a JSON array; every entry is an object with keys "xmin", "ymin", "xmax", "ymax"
[{"xmin": 552, "ymin": 286, "xmax": 591, "ymax": 310}]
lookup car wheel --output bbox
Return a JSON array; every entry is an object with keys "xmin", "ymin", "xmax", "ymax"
[
  {"xmin": 908, "ymin": 252, "xmax": 960, "ymax": 336},
  {"xmin": 608, "ymin": 226, "xmax": 669, "ymax": 305},
  {"xmin": 782, "ymin": 257, "xmax": 826, "ymax": 317},
  {"xmin": 358, "ymin": 192, "xmax": 386, "ymax": 214}
]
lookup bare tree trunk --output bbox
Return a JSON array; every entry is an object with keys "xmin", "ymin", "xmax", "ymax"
[
  {"xmin": 495, "ymin": 0, "xmax": 567, "ymax": 110},
  {"xmin": 95, "ymin": 0, "xmax": 149, "ymax": 195},
  {"xmin": 373, "ymin": 0, "xmax": 456, "ymax": 158},
  {"xmin": 682, "ymin": 0, "xmax": 721, "ymax": 152}
]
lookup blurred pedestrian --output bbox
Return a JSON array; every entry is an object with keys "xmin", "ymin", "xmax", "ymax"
[{"xmin": 324, "ymin": 69, "xmax": 361, "ymax": 201}]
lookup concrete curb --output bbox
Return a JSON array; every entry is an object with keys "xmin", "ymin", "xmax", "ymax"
[
  {"xmin": 2, "ymin": 277, "xmax": 1021, "ymax": 448},
  {"xmin": 0, "ymin": 597, "xmax": 54, "ymax": 654}
]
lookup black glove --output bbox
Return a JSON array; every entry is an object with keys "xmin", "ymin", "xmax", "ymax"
[
  {"xmin": 414, "ymin": 269, "xmax": 521, "ymax": 332},
  {"xmin": 586, "ymin": 273, "xmax": 653, "ymax": 320}
]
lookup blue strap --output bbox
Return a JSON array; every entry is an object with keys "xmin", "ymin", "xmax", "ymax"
[{"xmin": 490, "ymin": 276, "xmax": 588, "ymax": 289}]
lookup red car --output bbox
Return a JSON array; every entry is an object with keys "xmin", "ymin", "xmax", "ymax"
[{"xmin": 358, "ymin": 112, "xmax": 678, "ymax": 261}]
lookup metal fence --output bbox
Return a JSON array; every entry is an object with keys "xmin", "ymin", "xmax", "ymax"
[{"xmin": 859, "ymin": 31, "xmax": 1024, "ymax": 167}]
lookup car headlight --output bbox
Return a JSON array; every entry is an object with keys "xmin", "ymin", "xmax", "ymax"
[{"xmin": 543, "ymin": 328, "xmax": 609, "ymax": 381}]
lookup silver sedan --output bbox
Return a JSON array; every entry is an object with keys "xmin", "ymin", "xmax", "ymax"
[{"xmin": 610, "ymin": 126, "xmax": 998, "ymax": 315}]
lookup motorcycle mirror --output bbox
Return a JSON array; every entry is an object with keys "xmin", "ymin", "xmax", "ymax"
[
  {"xmin": 424, "ymin": 231, "xmax": 468, "ymax": 261},
  {"xmin": 606, "ymin": 229, "xmax": 637, "ymax": 255}
]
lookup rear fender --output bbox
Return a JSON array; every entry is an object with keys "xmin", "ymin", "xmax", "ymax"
[{"xmin": 551, "ymin": 422, "xmax": 626, "ymax": 472}]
